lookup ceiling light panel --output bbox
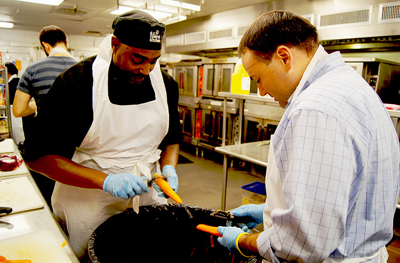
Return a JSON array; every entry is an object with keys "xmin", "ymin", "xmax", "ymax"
[
  {"xmin": 149, "ymin": 4, "xmax": 179, "ymax": 14},
  {"xmin": 111, "ymin": 6, "xmax": 134, "ymax": 15},
  {"xmin": 140, "ymin": 9, "xmax": 171, "ymax": 19},
  {"xmin": 181, "ymin": 2, "xmax": 200, "ymax": 11},
  {"xmin": 160, "ymin": 0, "xmax": 180, "ymax": 7},
  {"xmin": 160, "ymin": 0, "xmax": 201, "ymax": 11},
  {"xmin": 121, "ymin": 0, "xmax": 148, "ymax": 7},
  {"xmin": 0, "ymin": 22, "xmax": 14, "ymax": 28},
  {"xmin": 16, "ymin": 0, "xmax": 63, "ymax": 5}
]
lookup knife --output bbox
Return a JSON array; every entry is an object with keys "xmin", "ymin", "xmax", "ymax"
[{"xmin": 0, "ymin": 207, "xmax": 12, "ymax": 215}]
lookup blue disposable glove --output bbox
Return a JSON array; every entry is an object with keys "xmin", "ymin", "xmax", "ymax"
[
  {"xmin": 154, "ymin": 165, "xmax": 179, "ymax": 198},
  {"xmin": 217, "ymin": 226, "xmax": 245, "ymax": 254},
  {"xmin": 103, "ymin": 173, "xmax": 149, "ymax": 199},
  {"xmin": 231, "ymin": 203, "xmax": 265, "ymax": 229}
]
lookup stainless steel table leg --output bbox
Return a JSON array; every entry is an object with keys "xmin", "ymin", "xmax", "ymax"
[{"xmin": 221, "ymin": 154, "xmax": 228, "ymax": 210}]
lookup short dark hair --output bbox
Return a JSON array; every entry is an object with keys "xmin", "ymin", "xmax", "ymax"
[
  {"xmin": 39, "ymin": 25, "xmax": 67, "ymax": 47},
  {"xmin": 238, "ymin": 10, "xmax": 319, "ymax": 61},
  {"xmin": 5, "ymin": 62, "xmax": 18, "ymax": 75}
]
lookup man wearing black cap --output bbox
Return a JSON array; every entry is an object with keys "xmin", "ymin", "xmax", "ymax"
[{"xmin": 23, "ymin": 11, "xmax": 181, "ymax": 259}]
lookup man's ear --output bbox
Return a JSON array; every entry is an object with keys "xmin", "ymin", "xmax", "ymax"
[
  {"xmin": 276, "ymin": 46, "xmax": 292, "ymax": 69},
  {"xmin": 41, "ymin": 42, "xmax": 50, "ymax": 51},
  {"xmin": 111, "ymin": 36, "xmax": 120, "ymax": 51}
]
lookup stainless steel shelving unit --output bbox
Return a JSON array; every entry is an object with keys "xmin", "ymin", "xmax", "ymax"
[{"xmin": 0, "ymin": 67, "xmax": 12, "ymax": 139}]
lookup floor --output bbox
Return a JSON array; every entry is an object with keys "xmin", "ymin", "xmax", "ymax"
[{"xmin": 172, "ymin": 142, "xmax": 266, "ymax": 211}]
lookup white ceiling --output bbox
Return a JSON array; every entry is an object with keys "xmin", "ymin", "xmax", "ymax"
[{"xmin": 0, "ymin": 0, "xmax": 268, "ymax": 37}]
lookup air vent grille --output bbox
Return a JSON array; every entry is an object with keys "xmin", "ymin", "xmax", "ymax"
[
  {"xmin": 166, "ymin": 34, "xmax": 184, "ymax": 47},
  {"xmin": 319, "ymin": 7, "xmax": 371, "ymax": 28},
  {"xmin": 209, "ymin": 28, "xmax": 233, "ymax": 41},
  {"xmin": 53, "ymin": 7, "xmax": 87, "ymax": 16},
  {"xmin": 379, "ymin": 2, "xmax": 400, "ymax": 23},
  {"xmin": 185, "ymin": 31, "xmax": 206, "ymax": 45},
  {"xmin": 237, "ymin": 26, "xmax": 249, "ymax": 37},
  {"xmin": 84, "ymin": 31, "xmax": 106, "ymax": 36}
]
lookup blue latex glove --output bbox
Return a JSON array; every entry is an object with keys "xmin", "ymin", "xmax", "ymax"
[
  {"xmin": 154, "ymin": 165, "xmax": 179, "ymax": 198},
  {"xmin": 103, "ymin": 173, "xmax": 148, "ymax": 199},
  {"xmin": 217, "ymin": 226, "xmax": 245, "ymax": 253},
  {"xmin": 231, "ymin": 203, "xmax": 265, "ymax": 229}
]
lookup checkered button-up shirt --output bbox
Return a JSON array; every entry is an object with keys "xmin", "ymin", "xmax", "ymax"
[{"xmin": 257, "ymin": 51, "xmax": 400, "ymax": 262}]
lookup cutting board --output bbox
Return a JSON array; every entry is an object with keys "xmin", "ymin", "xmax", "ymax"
[
  {"xmin": 0, "ymin": 138, "xmax": 14, "ymax": 154},
  {"xmin": 0, "ymin": 229, "xmax": 73, "ymax": 263},
  {"xmin": 0, "ymin": 177, "xmax": 44, "ymax": 214}
]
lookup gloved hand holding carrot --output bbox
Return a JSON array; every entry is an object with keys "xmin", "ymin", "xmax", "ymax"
[
  {"xmin": 153, "ymin": 165, "xmax": 179, "ymax": 198},
  {"xmin": 230, "ymin": 203, "xmax": 265, "ymax": 229}
]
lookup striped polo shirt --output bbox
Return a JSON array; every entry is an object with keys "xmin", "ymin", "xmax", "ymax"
[{"xmin": 17, "ymin": 56, "xmax": 78, "ymax": 108}]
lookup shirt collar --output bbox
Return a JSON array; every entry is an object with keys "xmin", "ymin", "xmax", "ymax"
[
  {"xmin": 286, "ymin": 45, "xmax": 328, "ymax": 107},
  {"xmin": 8, "ymin": 74, "xmax": 18, "ymax": 82}
]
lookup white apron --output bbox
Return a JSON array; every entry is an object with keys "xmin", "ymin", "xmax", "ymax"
[
  {"xmin": 9, "ymin": 74, "xmax": 25, "ymax": 145},
  {"xmin": 262, "ymin": 46, "xmax": 387, "ymax": 263},
  {"xmin": 52, "ymin": 35, "xmax": 169, "ymax": 258},
  {"xmin": 10, "ymin": 105, "xmax": 24, "ymax": 145}
]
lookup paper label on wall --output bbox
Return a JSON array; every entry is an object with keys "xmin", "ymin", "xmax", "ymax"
[{"xmin": 242, "ymin": 77, "xmax": 251, "ymax": 90}]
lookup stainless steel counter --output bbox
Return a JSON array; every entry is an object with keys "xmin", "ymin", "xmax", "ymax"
[
  {"xmin": 218, "ymin": 92, "xmax": 277, "ymax": 103},
  {"xmin": 0, "ymin": 142, "xmax": 79, "ymax": 263},
  {"xmin": 215, "ymin": 140, "xmax": 269, "ymax": 167},
  {"xmin": 217, "ymin": 92, "xmax": 400, "ymax": 210},
  {"xmin": 215, "ymin": 140, "xmax": 270, "ymax": 210}
]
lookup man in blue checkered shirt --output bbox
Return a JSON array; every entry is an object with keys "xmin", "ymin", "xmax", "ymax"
[{"xmin": 217, "ymin": 10, "xmax": 400, "ymax": 262}]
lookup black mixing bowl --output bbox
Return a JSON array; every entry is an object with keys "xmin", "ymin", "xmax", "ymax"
[{"xmin": 88, "ymin": 204, "xmax": 258, "ymax": 263}]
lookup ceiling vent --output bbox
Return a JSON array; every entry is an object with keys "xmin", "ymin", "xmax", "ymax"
[
  {"xmin": 166, "ymin": 34, "xmax": 184, "ymax": 47},
  {"xmin": 52, "ymin": 7, "xmax": 88, "ymax": 16},
  {"xmin": 84, "ymin": 31, "xmax": 107, "ymax": 36},
  {"xmin": 379, "ymin": 2, "xmax": 400, "ymax": 23},
  {"xmin": 318, "ymin": 6, "xmax": 372, "ymax": 29},
  {"xmin": 208, "ymin": 28, "xmax": 233, "ymax": 42},
  {"xmin": 237, "ymin": 26, "xmax": 249, "ymax": 37},
  {"xmin": 185, "ymin": 31, "xmax": 206, "ymax": 45}
]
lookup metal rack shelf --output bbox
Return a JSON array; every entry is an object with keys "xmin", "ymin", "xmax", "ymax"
[{"xmin": 0, "ymin": 67, "xmax": 11, "ymax": 139}]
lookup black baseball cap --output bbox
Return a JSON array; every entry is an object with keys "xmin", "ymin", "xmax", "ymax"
[{"xmin": 112, "ymin": 10, "xmax": 165, "ymax": 50}]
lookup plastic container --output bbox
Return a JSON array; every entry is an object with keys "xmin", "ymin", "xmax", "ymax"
[
  {"xmin": 241, "ymin": 181, "xmax": 266, "ymax": 205},
  {"xmin": 231, "ymin": 58, "xmax": 251, "ymax": 95}
]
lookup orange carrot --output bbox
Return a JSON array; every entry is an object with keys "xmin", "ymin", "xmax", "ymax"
[
  {"xmin": 153, "ymin": 174, "xmax": 182, "ymax": 204},
  {"xmin": 0, "ymin": 258, "xmax": 31, "ymax": 263},
  {"xmin": 196, "ymin": 224, "xmax": 222, "ymax": 237},
  {"xmin": 3, "ymin": 261, "xmax": 32, "ymax": 263}
]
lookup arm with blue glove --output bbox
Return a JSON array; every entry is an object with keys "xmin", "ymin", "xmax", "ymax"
[
  {"xmin": 230, "ymin": 203, "xmax": 265, "ymax": 229},
  {"xmin": 103, "ymin": 173, "xmax": 149, "ymax": 199},
  {"xmin": 217, "ymin": 226, "xmax": 261, "ymax": 258}
]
